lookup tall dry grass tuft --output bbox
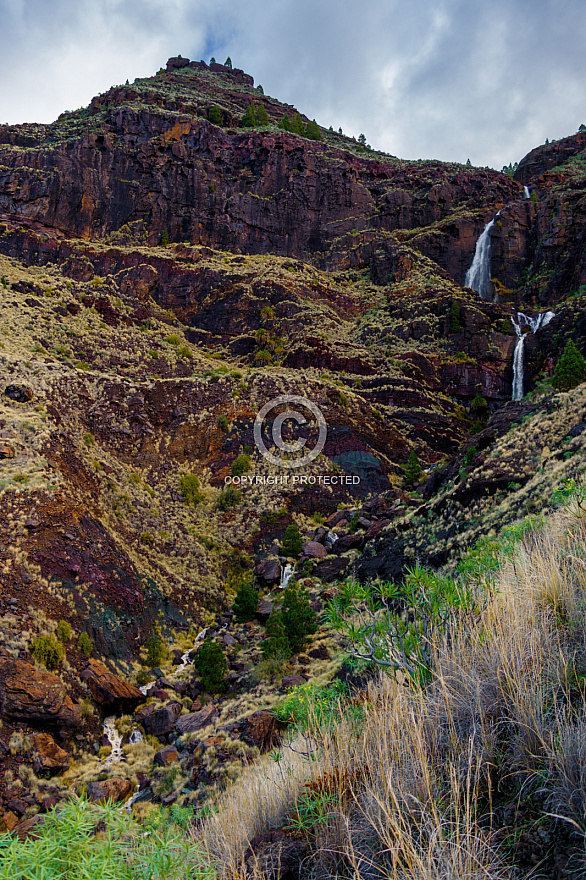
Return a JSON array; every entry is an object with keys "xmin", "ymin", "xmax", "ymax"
[{"xmin": 198, "ymin": 504, "xmax": 586, "ymax": 878}]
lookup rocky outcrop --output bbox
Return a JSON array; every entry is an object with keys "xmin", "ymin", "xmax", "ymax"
[
  {"xmin": 31, "ymin": 733, "xmax": 69, "ymax": 774},
  {"xmin": 0, "ymin": 659, "xmax": 81, "ymax": 730},
  {"xmin": 80, "ymin": 661, "xmax": 143, "ymax": 711},
  {"xmin": 87, "ymin": 778, "xmax": 133, "ymax": 804}
]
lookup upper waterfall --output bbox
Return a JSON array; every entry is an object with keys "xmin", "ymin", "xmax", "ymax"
[{"xmin": 465, "ymin": 216, "xmax": 497, "ymax": 300}]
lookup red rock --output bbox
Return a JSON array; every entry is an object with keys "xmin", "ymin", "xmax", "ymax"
[
  {"xmin": 87, "ymin": 778, "xmax": 132, "ymax": 804},
  {"xmin": 281, "ymin": 674, "xmax": 306, "ymax": 690},
  {"xmin": 154, "ymin": 746, "xmax": 179, "ymax": 767},
  {"xmin": 241, "ymin": 711, "xmax": 280, "ymax": 753},
  {"xmin": 301, "ymin": 541, "xmax": 328, "ymax": 559},
  {"xmin": 31, "ymin": 732, "xmax": 69, "ymax": 774},
  {"xmin": 0, "ymin": 659, "xmax": 81, "ymax": 729},
  {"xmin": 175, "ymin": 703, "xmax": 217, "ymax": 734},
  {"xmin": 81, "ymin": 660, "xmax": 143, "ymax": 711},
  {"xmin": 0, "ymin": 442, "xmax": 15, "ymax": 459},
  {"xmin": 0, "ymin": 811, "xmax": 19, "ymax": 832},
  {"xmin": 12, "ymin": 815, "xmax": 44, "ymax": 840}
]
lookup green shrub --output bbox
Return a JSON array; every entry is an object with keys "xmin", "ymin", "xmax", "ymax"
[
  {"xmin": 255, "ymin": 349, "xmax": 272, "ymax": 364},
  {"xmin": 0, "ymin": 796, "xmax": 214, "ymax": 879},
  {"xmin": 256, "ymin": 103, "xmax": 269, "ymax": 126},
  {"xmin": 165, "ymin": 334, "xmax": 181, "ymax": 346},
  {"xmin": 403, "ymin": 449, "xmax": 422, "ymax": 487},
  {"xmin": 207, "ymin": 105, "xmax": 222, "ymax": 125},
  {"xmin": 218, "ymin": 486, "xmax": 242, "ymax": 511},
  {"xmin": 552, "ymin": 339, "xmax": 586, "ymax": 392},
  {"xmin": 145, "ymin": 626, "xmax": 166, "ymax": 667},
  {"xmin": 281, "ymin": 523, "xmax": 302, "ymax": 557},
  {"xmin": 282, "ymin": 583, "xmax": 317, "ymax": 652},
  {"xmin": 160, "ymin": 227, "xmax": 170, "ymax": 246},
  {"xmin": 193, "ymin": 640, "xmax": 227, "ymax": 693},
  {"xmin": 305, "ymin": 119, "xmax": 322, "ymax": 140},
  {"xmin": 241, "ymin": 103, "xmax": 256, "ymax": 127},
  {"xmin": 31, "ymin": 634, "xmax": 64, "ymax": 670},
  {"xmin": 135, "ymin": 669, "xmax": 152, "ymax": 687},
  {"xmin": 56, "ymin": 620, "xmax": 71, "ymax": 643},
  {"xmin": 470, "ymin": 395, "xmax": 487, "ymax": 409},
  {"xmin": 232, "ymin": 578, "xmax": 259, "ymax": 622},
  {"xmin": 291, "ymin": 113, "xmax": 305, "ymax": 135},
  {"xmin": 449, "ymin": 301, "xmax": 462, "ymax": 332},
  {"xmin": 77, "ymin": 632, "xmax": 94, "ymax": 657},
  {"xmin": 179, "ymin": 473, "xmax": 205, "ymax": 507},
  {"xmin": 83, "ymin": 432, "xmax": 95, "ymax": 447},
  {"xmin": 217, "ymin": 414, "xmax": 229, "ymax": 432},
  {"xmin": 231, "ymin": 454, "xmax": 251, "ymax": 476},
  {"xmin": 261, "ymin": 608, "xmax": 291, "ymax": 657}
]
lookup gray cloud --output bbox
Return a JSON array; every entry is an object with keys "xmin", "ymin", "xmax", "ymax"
[{"xmin": 1, "ymin": 0, "xmax": 585, "ymax": 168}]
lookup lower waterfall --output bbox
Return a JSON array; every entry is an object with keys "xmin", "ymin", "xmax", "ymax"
[{"xmin": 511, "ymin": 311, "xmax": 555, "ymax": 400}]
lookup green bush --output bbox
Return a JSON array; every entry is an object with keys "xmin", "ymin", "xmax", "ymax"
[
  {"xmin": 218, "ymin": 486, "xmax": 242, "ymax": 511},
  {"xmin": 207, "ymin": 105, "xmax": 222, "ymax": 125},
  {"xmin": 179, "ymin": 473, "xmax": 205, "ymax": 507},
  {"xmin": 552, "ymin": 339, "xmax": 586, "ymax": 392},
  {"xmin": 194, "ymin": 640, "xmax": 227, "ymax": 693},
  {"xmin": 282, "ymin": 583, "xmax": 317, "ymax": 652},
  {"xmin": 403, "ymin": 449, "xmax": 422, "ymax": 488},
  {"xmin": 0, "ymin": 796, "xmax": 214, "ymax": 879},
  {"xmin": 77, "ymin": 632, "xmax": 94, "ymax": 657},
  {"xmin": 145, "ymin": 626, "xmax": 166, "ymax": 667},
  {"xmin": 31, "ymin": 634, "xmax": 64, "ymax": 670},
  {"xmin": 231, "ymin": 454, "xmax": 251, "ymax": 476},
  {"xmin": 217, "ymin": 414, "xmax": 229, "ymax": 432},
  {"xmin": 470, "ymin": 395, "xmax": 487, "ymax": 409},
  {"xmin": 256, "ymin": 103, "xmax": 269, "ymax": 126},
  {"xmin": 232, "ymin": 578, "xmax": 259, "ymax": 623},
  {"xmin": 160, "ymin": 227, "xmax": 170, "ymax": 246},
  {"xmin": 305, "ymin": 119, "xmax": 321, "ymax": 140},
  {"xmin": 255, "ymin": 349, "xmax": 272, "ymax": 364},
  {"xmin": 241, "ymin": 103, "xmax": 256, "ymax": 127},
  {"xmin": 56, "ymin": 620, "xmax": 71, "ymax": 643},
  {"xmin": 449, "ymin": 301, "xmax": 462, "ymax": 332},
  {"xmin": 281, "ymin": 523, "xmax": 302, "ymax": 558},
  {"xmin": 261, "ymin": 608, "xmax": 291, "ymax": 658}
]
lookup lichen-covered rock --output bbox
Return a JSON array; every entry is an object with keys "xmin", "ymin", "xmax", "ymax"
[
  {"xmin": 0, "ymin": 659, "xmax": 81, "ymax": 730},
  {"xmin": 81, "ymin": 661, "xmax": 143, "ymax": 711}
]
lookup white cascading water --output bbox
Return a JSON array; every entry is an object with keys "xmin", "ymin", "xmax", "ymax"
[
  {"xmin": 465, "ymin": 215, "xmax": 498, "ymax": 299},
  {"xmin": 523, "ymin": 186, "xmax": 530, "ymax": 199},
  {"xmin": 511, "ymin": 311, "xmax": 555, "ymax": 400},
  {"xmin": 279, "ymin": 563, "xmax": 294, "ymax": 588}
]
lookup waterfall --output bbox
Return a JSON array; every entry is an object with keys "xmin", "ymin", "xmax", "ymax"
[
  {"xmin": 279, "ymin": 562, "xmax": 294, "ymax": 588},
  {"xmin": 523, "ymin": 186, "xmax": 530, "ymax": 199},
  {"xmin": 511, "ymin": 311, "xmax": 555, "ymax": 400},
  {"xmin": 465, "ymin": 216, "xmax": 497, "ymax": 299}
]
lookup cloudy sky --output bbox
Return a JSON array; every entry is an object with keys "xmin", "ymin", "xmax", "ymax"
[{"xmin": 1, "ymin": 0, "xmax": 585, "ymax": 169}]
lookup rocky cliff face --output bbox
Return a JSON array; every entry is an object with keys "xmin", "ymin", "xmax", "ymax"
[{"xmin": 0, "ymin": 58, "xmax": 584, "ymax": 824}]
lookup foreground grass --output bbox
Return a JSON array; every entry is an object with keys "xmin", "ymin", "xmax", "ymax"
[
  {"xmin": 199, "ymin": 498, "xmax": 586, "ymax": 878},
  {"xmin": 3, "ymin": 496, "xmax": 586, "ymax": 879}
]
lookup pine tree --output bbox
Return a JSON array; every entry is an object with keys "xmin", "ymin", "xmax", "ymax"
[
  {"xmin": 146, "ymin": 625, "xmax": 165, "ymax": 666},
  {"xmin": 450, "ymin": 301, "xmax": 462, "ymax": 333},
  {"xmin": 256, "ymin": 103, "xmax": 269, "ymax": 126},
  {"xmin": 279, "ymin": 114, "xmax": 292, "ymax": 132},
  {"xmin": 232, "ymin": 578, "xmax": 259, "ymax": 622},
  {"xmin": 552, "ymin": 339, "xmax": 586, "ymax": 392},
  {"xmin": 305, "ymin": 119, "xmax": 321, "ymax": 141},
  {"xmin": 403, "ymin": 449, "xmax": 422, "ymax": 488},
  {"xmin": 282, "ymin": 583, "xmax": 317, "ymax": 652},
  {"xmin": 261, "ymin": 608, "xmax": 290, "ymax": 657},
  {"xmin": 224, "ymin": 56, "xmax": 232, "ymax": 69},
  {"xmin": 241, "ymin": 104, "xmax": 256, "ymax": 127},
  {"xmin": 358, "ymin": 133, "xmax": 367, "ymax": 146},
  {"xmin": 160, "ymin": 227, "xmax": 169, "ymax": 247},
  {"xmin": 291, "ymin": 113, "xmax": 305, "ymax": 136},
  {"xmin": 194, "ymin": 640, "xmax": 227, "ymax": 693},
  {"xmin": 281, "ymin": 523, "xmax": 302, "ymax": 557},
  {"xmin": 207, "ymin": 105, "xmax": 222, "ymax": 126}
]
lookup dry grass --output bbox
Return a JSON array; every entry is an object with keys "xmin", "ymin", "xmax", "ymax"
[{"xmin": 196, "ymin": 504, "xmax": 586, "ymax": 879}]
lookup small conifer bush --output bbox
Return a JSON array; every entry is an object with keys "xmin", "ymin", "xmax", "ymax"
[
  {"xmin": 232, "ymin": 577, "xmax": 259, "ymax": 622},
  {"xmin": 218, "ymin": 486, "xmax": 242, "ymax": 511},
  {"xmin": 262, "ymin": 608, "xmax": 291, "ymax": 657},
  {"xmin": 231, "ymin": 454, "xmax": 251, "ymax": 476},
  {"xmin": 56, "ymin": 620, "xmax": 72, "ymax": 643},
  {"xmin": 403, "ymin": 449, "xmax": 422, "ymax": 488},
  {"xmin": 552, "ymin": 339, "xmax": 586, "ymax": 392},
  {"xmin": 207, "ymin": 105, "xmax": 222, "ymax": 125},
  {"xmin": 145, "ymin": 625, "xmax": 166, "ymax": 667},
  {"xmin": 179, "ymin": 473, "xmax": 205, "ymax": 507},
  {"xmin": 282, "ymin": 583, "xmax": 317, "ymax": 652},
  {"xmin": 194, "ymin": 640, "xmax": 227, "ymax": 693},
  {"xmin": 281, "ymin": 523, "xmax": 302, "ymax": 557}
]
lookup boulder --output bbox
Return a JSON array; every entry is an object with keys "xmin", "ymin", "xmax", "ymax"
[
  {"xmin": 281, "ymin": 674, "xmax": 306, "ymax": 690},
  {"xmin": 333, "ymin": 533, "xmax": 364, "ymax": 553},
  {"xmin": 0, "ymin": 659, "xmax": 81, "ymax": 730},
  {"xmin": 0, "ymin": 811, "xmax": 19, "ymax": 832},
  {"xmin": 134, "ymin": 703, "xmax": 156, "ymax": 723},
  {"xmin": 4, "ymin": 384, "xmax": 33, "ymax": 403},
  {"xmin": 241, "ymin": 711, "xmax": 280, "ymax": 753},
  {"xmin": 87, "ymin": 778, "xmax": 132, "ymax": 804},
  {"xmin": 255, "ymin": 598, "xmax": 274, "ymax": 623},
  {"xmin": 175, "ymin": 703, "xmax": 217, "ymax": 734},
  {"xmin": 0, "ymin": 442, "xmax": 15, "ymax": 460},
  {"xmin": 244, "ymin": 829, "xmax": 309, "ymax": 880},
  {"xmin": 143, "ymin": 702, "xmax": 182, "ymax": 737},
  {"xmin": 301, "ymin": 541, "xmax": 328, "ymax": 559},
  {"xmin": 326, "ymin": 510, "xmax": 350, "ymax": 527},
  {"xmin": 154, "ymin": 746, "xmax": 179, "ymax": 767},
  {"xmin": 81, "ymin": 661, "xmax": 143, "ymax": 711},
  {"xmin": 311, "ymin": 557, "xmax": 349, "ymax": 582},
  {"xmin": 12, "ymin": 815, "xmax": 45, "ymax": 840},
  {"xmin": 255, "ymin": 558, "xmax": 281, "ymax": 584},
  {"xmin": 31, "ymin": 732, "xmax": 69, "ymax": 774}
]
